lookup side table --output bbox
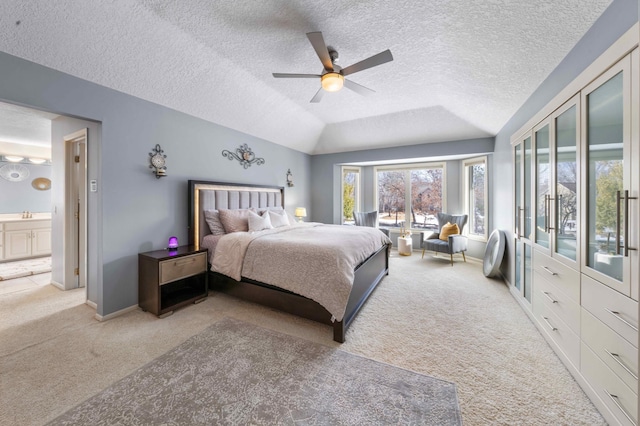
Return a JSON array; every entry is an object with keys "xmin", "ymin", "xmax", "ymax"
[
  {"xmin": 398, "ymin": 236, "xmax": 413, "ymax": 256},
  {"xmin": 138, "ymin": 245, "xmax": 208, "ymax": 317}
]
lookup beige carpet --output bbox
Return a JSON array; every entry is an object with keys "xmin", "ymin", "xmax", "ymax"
[{"xmin": 0, "ymin": 250, "xmax": 605, "ymax": 425}]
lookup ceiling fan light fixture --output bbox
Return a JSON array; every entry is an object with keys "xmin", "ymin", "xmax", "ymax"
[
  {"xmin": 321, "ymin": 72, "xmax": 344, "ymax": 92},
  {"xmin": 4, "ymin": 155, "xmax": 24, "ymax": 163}
]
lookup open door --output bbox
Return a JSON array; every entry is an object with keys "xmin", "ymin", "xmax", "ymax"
[{"xmin": 64, "ymin": 129, "xmax": 87, "ymax": 290}]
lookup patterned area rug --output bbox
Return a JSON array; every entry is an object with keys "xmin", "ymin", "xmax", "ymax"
[
  {"xmin": 0, "ymin": 256, "xmax": 51, "ymax": 280},
  {"xmin": 47, "ymin": 318, "xmax": 461, "ymax": 425}
]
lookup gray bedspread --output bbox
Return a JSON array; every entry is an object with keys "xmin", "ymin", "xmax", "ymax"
[{"xmin": 211, "ymin": 223, "xmax": 391, "ymax": 322}]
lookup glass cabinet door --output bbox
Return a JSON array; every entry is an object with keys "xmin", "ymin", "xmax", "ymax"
[
  {"xmin": 534, "ymin": 124, "xmax": 550, "ymax": 249},
  {"xmin": 524, "ymin": 136, "xmax": 532, "ymax": 241},
  {"xmin": 583, "ymin": 56, "xmax": 632, "ymax": 293},
  {"xmin": 554, "ymin": 101, "xmax": 579, "ymax": 264}
]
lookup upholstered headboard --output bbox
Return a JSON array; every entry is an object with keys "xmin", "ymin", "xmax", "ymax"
[{"xmin": 188, "ymin": 180, "xmax": 285, "ymax": 247}]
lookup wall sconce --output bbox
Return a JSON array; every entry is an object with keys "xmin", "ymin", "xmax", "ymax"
[
  {"xmin": 286, "ymin": 169, "xmax": 294, "ymax": 187},
  {"xmin": 149, "ymin": 144, "xmax": 167, "ymax": 179},
  {"xmin": 295, "ymin": 207, "xmax": 307, "ymax": 223}
]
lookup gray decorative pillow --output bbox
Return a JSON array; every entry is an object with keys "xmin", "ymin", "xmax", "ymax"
[
  {"xmin": 268, "ymin": 209, "xmax": 290, "ymax": 228},
  {"xmin": 203, "ymin": 210, "xmax": 226, "ymax": 236},
  {"xmin": 248, "ymin": 210, "xmax": 273, "ymax": 232},
  {"xmin": 218, "ymin": 209, "xmax": 254, "ymax": 233}
]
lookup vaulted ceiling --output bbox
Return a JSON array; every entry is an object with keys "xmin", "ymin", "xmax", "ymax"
[{"xmin": 0, "ymin": 1, "xmax": 612, "ymax": 154}]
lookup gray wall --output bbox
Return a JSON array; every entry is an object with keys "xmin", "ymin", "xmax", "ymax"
[
  {"xmin": 492, "ymin": 0, "xmax": 638, "ymax": 283},
  {"xmin": 0, "ymin": 51, "xmax": 310, "ymax": 317},
  {"xmin": 309, "ymin": 138, "xmax": 494, "ymax": 258},
  {"xmin": 0, "ymin": 161, "xmax": 51, "ymax": 213}
]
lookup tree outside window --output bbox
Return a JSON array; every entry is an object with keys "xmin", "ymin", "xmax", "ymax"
[
  {"xmin": 376, "ymin": 164, "xmax": 444, "ymax": 230},
  {"xmin": 463, "ymin": 157, "xmax": 488, "ymax": 240}
]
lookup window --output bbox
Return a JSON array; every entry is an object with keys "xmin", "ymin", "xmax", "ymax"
[
  {"xmin": 375, "ymin": 163, "xmax": 446, "ymax": 230},
  {"xmin": 463, "ymin": 156, "xmax": 488, "ymax": 240},
  {"xmin": 341, "ymin": 166, "xmax": 361, "ymax": 225}
]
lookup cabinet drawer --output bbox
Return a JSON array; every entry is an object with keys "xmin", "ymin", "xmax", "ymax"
[
  {"xmin": 4, "ymin": 220, "xmax": 50, "ymax": 231},
  {"xmin": 533, "ymin": 250, "xmax": 579, "ymax": 302},
  {"xmin": 533, "ymin": 295, "xmax": 580, "ymax": 367},
  {"xmin": 582, "ymin": 274, "xmax": 638, "ymax": 347},
  {"xmin": 582, "ymin": 308, "xmax": 638, "ymax": 393},
  {"xmin": 159, "ymin": 252, "xmax": 207, "ymax": 285},
  {"xmin": 533, "ymin": 271, "xmax": 580, "ymax": 334},
  {"xmin": 581, "ymin": 343, "xmax": 637, "ymax": 426}
]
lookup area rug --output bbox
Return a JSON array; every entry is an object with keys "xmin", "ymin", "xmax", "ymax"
[
  {"xmin": 47, "ymin": 317, "xmax": 461, "ymax": 425},
  {"xmin": 0, "ymin": 256, "xmax": 51, "ymax": 280}
]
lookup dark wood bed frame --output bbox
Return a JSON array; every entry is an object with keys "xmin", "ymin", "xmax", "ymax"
[{"xmin": 188, "ymin": 180, "xmax": 390, "ymax": 343}]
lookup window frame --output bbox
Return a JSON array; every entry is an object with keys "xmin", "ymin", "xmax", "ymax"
[
  {"xmin": 341, "ymin": 166, "xmax": 361, "ymax": 225},
  {"xmin": 462, "ymin": 156, "xmax": 489, "ymax": 241},
  {"xmin": 374, "ymin": 162, "xmax": 447, "ymax": 231}
]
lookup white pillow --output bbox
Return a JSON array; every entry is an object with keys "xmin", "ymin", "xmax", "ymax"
[
  {"xmin": 268, "ymin": 209, "xmax": 290, "ymax": 228},
  {"xmin": 248, "ymin": 210, "xmax": 273, "ymax": 232}
]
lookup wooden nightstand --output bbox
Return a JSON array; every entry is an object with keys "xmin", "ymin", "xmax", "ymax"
[{"xmin": 138, "ymin": 245, "xmax": 208, "ymax": 317}]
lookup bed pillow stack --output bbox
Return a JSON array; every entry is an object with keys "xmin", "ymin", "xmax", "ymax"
[
  {"xmin": 218, "ymin": 208, "xmax": 256, "ymax": 233},
  {"xmin": 248, "ymin": 210, "xmax": 273, "ymax": 232}
]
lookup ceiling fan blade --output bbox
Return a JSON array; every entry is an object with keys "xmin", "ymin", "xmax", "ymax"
[
  {"xmin": 343, "ymin": 79, "xmax": 376, "ymax": 96},
  {"xmin": 310, "ymin": 87, "xmax": 324, "ymax": 103},
  {"xmin": 341, "ymin": 49, "xmax": 393, "ymax": 77},
  {"xmin": 273, "ymin": 73, "xmax": 321, "ymax": 78},
  {"xmin": 306, "ymin": 32, "xmax": 334, "ymax": 72}
]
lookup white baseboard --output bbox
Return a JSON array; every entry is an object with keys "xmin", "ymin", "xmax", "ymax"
[
  {"xmin": 50, "ymin": 280, "xmax": 64, "ymax": 290},
  {"xmin": 95, "ymin": 304, "xmax": 138, "ymax": 321},
  {"xmin": 85, "ymin": 299, "xmax": 97, "ymax": 309}
]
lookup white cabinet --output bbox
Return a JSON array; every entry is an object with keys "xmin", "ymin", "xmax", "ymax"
[
  {"xmin": 511, "ymin": 43, "xmax": 639, "ymax": 426},
  {"xmin": 3, "ymin": 220, "xmax": 51, "ymax": 261}
]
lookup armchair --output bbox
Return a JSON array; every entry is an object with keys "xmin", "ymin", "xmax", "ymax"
[
  {"xmin": 421, "ymin": 213, "xmax": 468, "ymax": 266},
  {"xmin": 353, "ymin": 211, "xmax": 378, "ymax": 228}
]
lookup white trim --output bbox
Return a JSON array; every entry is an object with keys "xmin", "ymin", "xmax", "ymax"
[
  {"xmin": 462, "ymin": 156, "xmax": 488, "ymax": 241},
  {"xmin": 340, "ymin": 166, "xmax": 361, "ymax": 224},
  {"xmin": 94, "ymin": 304, "xmax": 138, "ymax": 321},
  {"xmin": 85, "ymin": 299, "xmax": 97, "ymax": 309},
  {"xmin": 50, "ymin": 280, "xmax": 64, "ymax": 290},
  {"xmin": 512, "ymin": 23, "xmax": 639, "ymax": 145}
]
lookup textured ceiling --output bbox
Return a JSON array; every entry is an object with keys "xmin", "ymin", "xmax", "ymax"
[{"xmin": 0, "ymin": 0, "xmax": 612, "ymax": 154}]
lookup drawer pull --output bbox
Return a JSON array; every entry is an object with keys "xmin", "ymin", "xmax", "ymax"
[
  {"xmin": 605, "ymin": 390, "xmax": 636, "ymax": 426},
  {"xmin": 542, "ymin": 316, "xmax": 557, "ymax": 332},
  {"xmin": 542, "ymin": 291, "xmax": 558, "ymax": 303},
  {"xmin": 542, "ymin": 266, "xmax": 557, "ymax": 276},
  {"xmin": 174, "ymin": 258, "xmax": 197, "ymax": 267},
  {"xmin": 605, "ymin": 350, "xmax": 638, "ymax": 381},
  {"xmin": 605, "ymin": 308, "xmax": 639, "ymax": 332}
]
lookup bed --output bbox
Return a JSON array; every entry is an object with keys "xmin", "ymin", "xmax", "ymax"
[{"xmin": 188, "ymin": 180, "xmax": 391, "ymax": 342}]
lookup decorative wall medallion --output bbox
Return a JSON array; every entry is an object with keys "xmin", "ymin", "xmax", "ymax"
[
  {"xmin": 32, "ymin": 177, "xmax": 51, "ymax": 191},
  {"xmin": 0, "ymin": 164, "xmax": 30, "ymax": 182},
  {"xmin": 222, "ymin": 144, "xmax": 265, "ymax": 169}
]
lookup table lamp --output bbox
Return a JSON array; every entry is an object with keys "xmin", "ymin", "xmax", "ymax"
[{"xmin": 294, "ymin": 207, "xmax": 307, "ymax": 223}]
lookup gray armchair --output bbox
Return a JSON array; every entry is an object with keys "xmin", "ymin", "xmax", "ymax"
[
  {"xmin": 353, "ymin": 211, "xmax": 378, "ymax": 227},
  {"xmin": 421, "ymin": 213, "xmax": 468, "ymax": 266}
]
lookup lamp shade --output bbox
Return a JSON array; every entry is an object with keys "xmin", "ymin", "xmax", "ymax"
[
  {"xmin": 167, "ymin": 236, "xmax": 179, "ymax": 249},
  {"xmin": 321, "ymin": 72, "xmax": 344, "ymax": 92},
  {"xmin": 295, "ymin": 207, "xmax": 307, "ymax": 218}
]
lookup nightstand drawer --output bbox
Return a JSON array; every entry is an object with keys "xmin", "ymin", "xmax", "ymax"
[{"xmin": 160, "ymin": 252, "xmax": 207, "ymax": 285}]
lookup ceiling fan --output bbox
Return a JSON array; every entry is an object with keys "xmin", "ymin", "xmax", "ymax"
[{"xmin": 272, "ymin": 32, "xmax": 393, "ymax": 103}]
